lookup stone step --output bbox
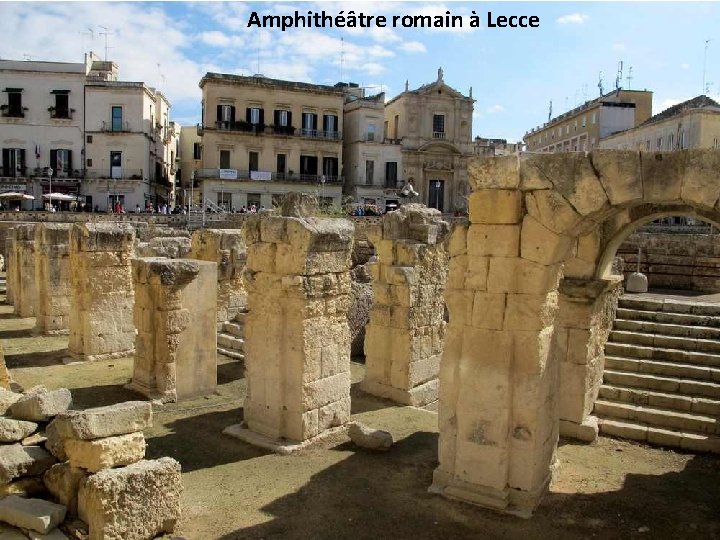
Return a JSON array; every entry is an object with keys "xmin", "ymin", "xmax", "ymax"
[
  {"xmin": 614, "ymin": 318, "xmax": 720, "ymax": 340},
  {"xmin": 598, "ymin": 418, "xmax": 720, "ymax": 453},
  {"xmin": 605, "ymin": 355, "xmax": 720, "ymax": 383},
  {"xmin": 609, "ymin": 329, "xmax": 720, "ymax": 354},
  {"xmin": 604, "ymin": 341, "xmax": 720, "ymax": 368},
  {"xmin": 222, "ymin": 321, "xmax": 244, "ymax": 338},
  {"xmin": 217, "ymin": 334, "xmax": 244, "ymax": 352},
  {"xmin": 594, "ymin": 399, "xmax": 720, "ymax": 435},
  {"xmin": 598, "ymin": 384, "xmax": 720, "ymax": 416},
  {"xmin": 616, "ymin": 307, "xmax": 720, "ymax": 328},
  {"xmin": 217, "ymin": 347, "xmax": 244, "ymax": 361},
  {"xmin": 603, "ymin": 369, "xmax": 720, "ymax": 399},
  {"xmin": 619, "ymin": 296, "xmax": 720, "ymax": 316},
  {"xmin": 233, "ymin": 311, "xmax": 248, "ymax": 325}
]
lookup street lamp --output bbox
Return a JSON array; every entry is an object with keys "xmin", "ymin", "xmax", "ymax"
[{"xmin": 48, "ymin": 167, "xmax": 53, "ymax": 212}]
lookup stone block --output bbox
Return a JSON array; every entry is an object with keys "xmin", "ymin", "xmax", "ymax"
[
  {"xmin": 0, "ymin": 496, "xmax": 66, "ymax": 535},
  {"xmin": 525, "ymin": 189, "xmax": 582, "ymax": 235},
  {"xmin": 468, "ymin": 155, "xmax": 520, "ymax": 190},
  {"xmin": 43, "ymin": 463, "xmax": 88, "ymax": 515},
  {"xmin": 0, "ymin": 445, "xmax": 56, "ymax": 485},
  {"xmin": 65, "ymin": 432, "xmax": 146, "ymax": 473},
  {"xmin": 520, "ymin": 215, "xmax": 575, "ymax": 265},
  {"xmin": 468, "ymin": 190, "xmax": 522, "ymax": 224},
  {"xmin": 467, "ymin": 224, "xmax": 520, "ymax": 257},
  {"xmin": 347, "ymin": 422, "xmax": 393, "ymax": 451},
  {"xmin": 626, "ymin": 272, "xmax": 648, "ymax": 293},
  {"xmin": 590, "ymin": 150, "xmax": 643, "ymax": 206},
  {"xmin": 0, "ymin": 418, "xmax": 38, "ymax": 443},
  {"xmin": 78, "ymin": 458, "xmax": 182, "ymax": 540},
  {"xmin": 0, "ymin": 390, "xmax": 22, "ymax": 416},
  {"xmin": 50, "ymin": 401, "xmax": 152, "ymax": 441},
  {"xmin": 44, "ymin": 422, "xmax": 67, "ymax": 462},
  {"xmin": 9, "ymin": 387, "xmax": 72, "ymax": 422}
]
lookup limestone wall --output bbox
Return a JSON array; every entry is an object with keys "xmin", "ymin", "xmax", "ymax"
[
  {"xmin": 34, "ymin": 224, "xmax": 72, "ymax": 335},
  {"xmin": 361, "ymin": 204, "xmax": 450, "ymax": 407},
  {"xmin": 68, "ymin": 223, "xmax": 136, "ymax": 362},
  {"xmin": 239, "ymin": 203, "xmax": 354, "ymax": 445},
  {"xmin": 5, "ymin": 230, "xmax": 17, "ymax": 306},
  {"xmin": 189, "ymin": 229, "xmax": 247, "ymax": 326},
  {"xmin": 618, "ymin": 230, "xmax": 720, "ymax": 292},
  {"xmin": 129, "ymin": 258, "xmax": 218, "ymax": 402},
  {"xmin": 14, "ymin": 224, "xmax": 38, "ymax": 318}
]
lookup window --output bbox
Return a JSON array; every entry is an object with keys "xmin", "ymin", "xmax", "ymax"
[
  {"xmin": 249, "ymin": 151, "xmax": 259, "ymax": 172},
  {"xmin": 645, "ymin": 140, "xmax": 651, "ymax": 151},
  {"xmin": 432, "ymin": 114, "xmax": 445, "ymax": 137},
  {"xmin": 275, "ymin": 110, "xmax": 289, "ymax": 127},
  {"xmin": 220, "ymin": 150, "xmax": 231, "ymax": 169},
  {"xmin": 218, "ymin": 104, "xmax": 235, "ymax": 124},
  {"xmin": 87, "ymin": 158, "xmax": 93, "ymax": 167},
  {"xmin": 276, "ymin": 154, "xmax": 286, "ymax": 177},
  {"xmin": 247, "ymin": 193, "xmax": 262, "ymax": 207},
  {"xmin": 385, "ymin": 162, "xmax": 398, "ymax": 188},
  {"xmin": 52, "ymin": 91, "xmax": 70, "ymax": 119},
  {"xmin": 591, "ymin": 113, "xmax": 597, "ymax": 124},
  {"xmin": 247, "ymin": 107, "xmax": 262, "ymax": 125},
  {"xmin": 323, "ymin": 114, "xmax": 338, "ymax": 135},
  {"xmin": 217, "ymin": 192, "xmax": 231, "ymax": 210},
  {"xmin": 714, "ymin": 138, "xmax": 719, "ymax": 149},
  {"xmin": 565, "ymin": 125, "xmax": 569, "ymax": 135},
  {"xmin": 573, "ymin": 120, "xmax": 577, "ymax": 132},
  {"xmin": 302, "ymin": 112, "xmax": 317, "ymax": 135},
  {"xmin": 365, "ymin": 160, "xmax": 374, "ymax": 185},
  {"xmin": 582, "ymin": 116, "xmax": 586, "ymax": 128},
  {"xmin": 86, "ymin": 135, "xmax": 93, "ymax": 144},
  {"xmin": 193, "ymin": 143, "xmax": 202, "ymax": 160},
  {"xmin": 300, "ymin": 155, "xmax": 318, "ymax": 176},
  {"xmin": 1, "ymin": 148, "xmax": 25, "ymax": 177},
  {"xmin": 3, "ymin": 89, "xmax": 23, "ymax": 117},
  {"xmin": 50, "ymin": 149, "xmax": 72, "ymax": 177},
  {"xmin": 394, "ymin": 115, "xmax": 399, "ymax": 138},
  {"xmin": 384, "ymin": 121, "xmax": 389, "ymax": 140},
  {"xmin": 657, "ymin": 137, "xmax": 663, "ymax": 150},
  {"xmin": 668, "ymin": 133, "xmax": 674, "ymax": 149},
  {"xmin": 366, "ymin": 124, "xmax": 376, "ymax": 142},
  {"xmin": 322, "ymin": 157, "xmax": 338, "ymax": 179},
  {"xmin": 679, "ymin": 131, "xmax": 687, "ymax": 149},
  {"xmin": 111, "ymin": 106, "xmax": 123, "ymax": 131}
]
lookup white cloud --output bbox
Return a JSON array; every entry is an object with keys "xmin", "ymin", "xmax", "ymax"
[
  {"xmin": 556, "ymin": 13, "xmax": 589, "ymax": 25},
  {"xmin": 360, "ymin": 62, "xmax": 386, "ymax": 76},
  {"xmin": 654, "ymin": 97, "xmax": 689, "ymax": 115},
  {"xmin": 198, "ymin": 31, "xmax": 236, "ymax": 48},
  {"xmin": 612, "ymin": 42, "xmax": 625, "ymax": 51},
  {"xmin": 400, "ymin": 41, "xmax": 427, "ymax": 53},
  {"xmin": 486, "ymin": 104, "xmax": 505, "ymax": 114}
]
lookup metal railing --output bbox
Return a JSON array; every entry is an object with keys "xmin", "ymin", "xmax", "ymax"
[
  {"xmin": 432, "ymin": 131, "xmax": 446, "ymax": 139},
  {"xmin": 300, "ymin": 128, "xmax": 341, "ymax": 140},
  {"xmin": 193, "ymin": 169, "xmax": 342, "ymax": 184},
  {"xmin": 85, "ymin": 168, "xmax": 145, "ymax": 180},
  {"xmin": 100, "ymin": 120, "xmax": 130, "ymax": 132}
]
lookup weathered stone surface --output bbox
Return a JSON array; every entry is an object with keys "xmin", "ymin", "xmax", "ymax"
[
  {"xmin": 50, "ymin": 401, "xmax": 152, "ymax": 441},
  {"xmin": 78, "ymin": 458, "xmax": 182, "ymax": 540},
  {"xmin": 8, "ymin": 387, "xmax": 72, "ymax": 422},
  {"xmin": 34, "ymin": 223, "xmax": 72, "ymax": 335},
  {"xmin": 28, "ymin": 529, "xmax": 72, "ymax": 540},
  {"xmin": 347, "ymin": 422, "xmax": 393, "ymax": 451},
  {"xmin": 0, "ymin": 477, "xmax": 46, "ymax": 498},
  {"xmin": 43, "ymin": 463, "xmax": 88, "ymax": 515},
  {"xmin": 65, "ymin": 432, "xmax": 146, "ymax": 473},
  {"xmin": 0, "ymin": 418, "xmax": 38, "ymax": 443},
  {"xmin": 43, "ymin": 422, "xmax": 67, "ymax": 462},
  {"xmin": 626, "ymin": 272, "xmax": 649, "ymax": 293},
  {"xmin": 0, "ymin": 445, "xmax": 56, "ymax": 485},
  {"xmin": 0, "ymin": 523, "xmax": 28, "ymax": 540},
  {"xmin": 130, "ymin": 259, "xmax": 217, "ymax": 402},
  {"xmin": 0, "ymin": 390, "xmax": 22, "ymax": 416},
  {"xmin": 468, "ymin": 190, "xmax": 522, "ymax": 225},
  {"xmin": 0, "ymin": 496, "xmax": 66, "ymax": 534},
  {"xmin": 279, "ymin": 192, "xmax": 319, "ymax": 218},
  {"xmin": 468, "ymin": 155, "xmax": 520, "ymax": 190},
  {"xmin": 13, "ymin": 224, "xmax": 38, "ymax": 319}
]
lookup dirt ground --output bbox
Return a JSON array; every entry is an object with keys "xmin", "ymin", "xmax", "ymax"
[{"xmin": 2, "ymin": 295, "xmax": 719, "ymax": 540}]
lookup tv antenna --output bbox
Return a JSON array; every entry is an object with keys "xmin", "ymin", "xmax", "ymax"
[
  {"xmin": 703, "ymin": 39, "xmax": 711, "ymax": 95},
  {"xmin": 98, "ymin": 26, "xmax": 114, "ymax": 61},
  {"xmin": 598, "ymin": 71, "xmax": 604, "ymax": 96},
  {"xmin": 79, "ymin": 27, "xmax": 94, "ymax": 57},
  {"xmin": 548, "ymin": 100, "xmax": 553, "ymax": 122},
  {"xmin": 340, "ymin": 37, "xmax": 345, "ymax": 82},
  {"xmin": 156, "ymin": 63, "xmax": 166, "ymax": 90},
  {"xmin": 615, "ymin": 61, "xmax": 623, "ymax": 92},
  {"xmin": 626, "ymin": 66, "xmax": 633, "ymax": 89},
  {"xmin": 581, "ymin": 84, "xmax": 588, "ymax": 102},
  {"xmin": 256, "ymin": 47, "xmax": 260, "ymax": 75}
]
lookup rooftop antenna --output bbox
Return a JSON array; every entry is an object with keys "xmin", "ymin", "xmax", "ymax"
[
  {"xmin": 79, "ymin": 27, "xmax": 94, "ymax": 57},
  {"xmin": 22, "ymin": 54, "xmax": 33, "ymax": 61},
  {"xmin": 615, "ymin": 61, "xmax": 623, "ymax": 93},
  {"xmin": 582, "ymin": 84, "xmax": 588, "ymax": 102},
  {"xmin": 98, "ymin": 26, "xmax": 114, "ymax": 61},
  {"xmin": 598, "ymin": 71, "xmax": 604, "ymax": 96},
  {"xmin": 626, "ymin": 66, "xmax": 633, "ymax": 89},
  {"xmin": 256, "ymin": 46, "xmax": 260, "ymax": 75},
  {"xmin": 548, "ymin": 100, "xmax": 553, "ymax": 122},
  {"xmin": 703, "ymin": 39, "xmax": 711, "ymax": 95},
  {"xmin": 156, "ymin": 63, "xmax": 166, "ymax": 90},
  {"xmin": 340, "ymin": 37, "xmax": 345, "ymax": 82}
]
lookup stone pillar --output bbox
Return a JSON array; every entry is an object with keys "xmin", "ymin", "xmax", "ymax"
[
  {"xmin": 14, "ymin": 224, "xmax": 38, "ymax": 318},
  {"xmin": 129, "ymin": 258, "xmax": 218, "ymax": 402},
  {"xmin": 189, "ymin": 229, "xmax": 247, "ymax": 327},
  {"xmin": 67, "ymin": 223, "xmax": 136, "ymax": 362},
  {"xmin": 5, "ymin": 230, "xmax": 16, "ymax": 306},
  {"xmin": 556, "ymin": 277, "xmax": 622, "ymax": 441},
  {"xmin": 34, "ymin": 224, "xmax": 72, "ymax": 335},
  {"xmin": 224, "ymin": 195, "xmax": 354, "ymax": 451},
  {"xmin": 431, "ymin": 188, "xmax": 565, "ymax": 517},
  {"xmin": 360, "ymin": 204, "xmax": 450, "ymax": 407}
]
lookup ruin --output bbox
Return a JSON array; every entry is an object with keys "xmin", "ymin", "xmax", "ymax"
[
  {"xmin": 361, "ymin": 204, "xmax": 450, "ymax": 407},
  {"xmin": 129, "ymin": 257, "xmax": 218, "ymax": 402},
  {"xmin": 224, "ymin": 195, "xmax": 354, "ymax": 451},
  {"xmin": 34, "ymin": 223, "xmax": 72, "ymax": 335},
  {"xmin": 67, "ymin": 223, "xmax": 136, "ymax": 362},
  {"xmin": 14, "ymin": 224, "xmax": 37, "ymax": 318}
]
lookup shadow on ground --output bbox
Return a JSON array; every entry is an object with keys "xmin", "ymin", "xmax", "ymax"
[
  {"xmin": 217, "ymin": 360, "xmax": 245, "ymax": 385},
  {"xmin": 66, "ymin": 383, "xmax": 141, "ymax": 409},
  {"xmin": 215, "ymin": 436, "xmax": 720, "ymax": 540},
  {"xmin": 0, "ymin": 328, "xmax": 34, "ymax": 339},
  {"xmin": 5, "ymin": 348, "xmax": 69, "ymax": 369}
]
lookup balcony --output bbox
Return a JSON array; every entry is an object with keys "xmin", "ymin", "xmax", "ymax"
[
  {"xmin": 194, "ymin": 168, "xmax": 343, "ymax": 184},
  {"xmin": 271, "ymin": 125, "xmax": 296, "ymax": 136},
  {"xmin": 432, "ymin": 131, "xmax": 446, "ymax": 139},
  {"xmin": 1, "ymin": 106, "xmax": 26, "ymax": 118},
  {"xmin": 300, "ymin": 129, "xmax": 341, "ymax": 141},
  {"xmin": 85, "ymin": 168, "xmax": 145, "ymax": 181},
  {"xmin": 49, "ymin": 107, "xmax": 75, "ymax": 120},
  {"xmin": 216, "ymin": 120, "xmax": 265, "ymax": 134},
  {"xmin": 101, "ymin": 120, "xmax": 130, "ymax": 133}
]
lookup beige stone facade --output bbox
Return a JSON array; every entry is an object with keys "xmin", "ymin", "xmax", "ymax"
[
  {"xmin": 361, "ymin": 204, "xmax": 450, "ymax": 406},
  {"xmin": 34, "ymin": 223, "xmax": 72, "ymax": 334},
  {"xmin": 383, "ymin": 70, "xmax": 474, "ymax": 213},
  {"xmin": 68, "ymin": 222, "xmax": 136, "ymax": 362},
  {"xmin": 197, "ymin": 74, "xmax": 345, "ymax": 209},
  {"xmin": 189, "ymin": 229, "xmax": 247, "ymax": 326},
  {"xmin": 129, "ymin": 258, "xmax": 218, "ymax": 402},
  {"xmin": 524, "ymin": 89, "xmax": 653, "ymax": 153},
  {"xmin": 233, "ymin": 198, "xmax": 353, "ymax": 446}
]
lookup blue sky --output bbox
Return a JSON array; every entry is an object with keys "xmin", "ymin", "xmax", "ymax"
[{"xmin": 2, "ymin": 2, "xmax": 719, "ymax": 142}]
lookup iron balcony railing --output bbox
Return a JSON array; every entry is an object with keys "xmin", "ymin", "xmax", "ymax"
[
  {"xmin": 85, "ymin": 168, "xmax": 145, "ymax": 180},
  {"xmin": 194, "ymin": 169, "xmax": 343, "ymax": 184},
  {"xmin": 300, "ymin": 128, "xmax": 341, "ymax": 140},
  {"xmin": 432, "ymin": 131, "xmax": 446, "ymax": 139}
]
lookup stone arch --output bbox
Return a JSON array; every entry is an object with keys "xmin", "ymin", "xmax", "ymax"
[{"xmin": 431, "ymin": 149, "xmax": 720, "ymax": 518}]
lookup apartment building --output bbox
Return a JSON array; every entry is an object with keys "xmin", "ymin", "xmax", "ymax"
[
  {"xmin": 599, "ymin": 95, "xmax": 720, "ymax": 151},
  {"xmin": 196, "ymin": 73, "xmax": 344, "ymax": 210},
  {"xmin": 177, "ymin": 124, "xmax": 202, "ymax": 206},
  {"xmin": 0, "ymin": 52, "xmax": 177, "ymax": 211},
  {"xmin": 383, "ymin": 69, "xmax": 474, "ymax": 214},
  {"xmin": 341, "ymin": 86, "xmax": 403, "ymax": 210},
  {"xmin": 524, "ymin": 89, "xmax": 653, "ymax": 153},
  {"xmin": 473, "ymin": 136, "xmax": 522, "ymax": 156}
]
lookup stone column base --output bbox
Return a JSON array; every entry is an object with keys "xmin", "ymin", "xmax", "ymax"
[
  {"xmin": 359, "ymin": 378, "xmax": 438, "ymax": 408},
  {"xmin": 63, "ymin": 349, "xmax": 135, "ymax": 364},
  {"xmin": 428, "ymin": 467, "xmax": 552, "ymax": 519},
  {"xmin": 559, "ymin": 416, "xmax": 599, "ymax": 442},
  {"xmin": 124, "ymin": 381, "xmax": 175, "ymax": 404},
  {"xmin": 223, "ymin": 423, "xmax": 346, "ymax": 455}
]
